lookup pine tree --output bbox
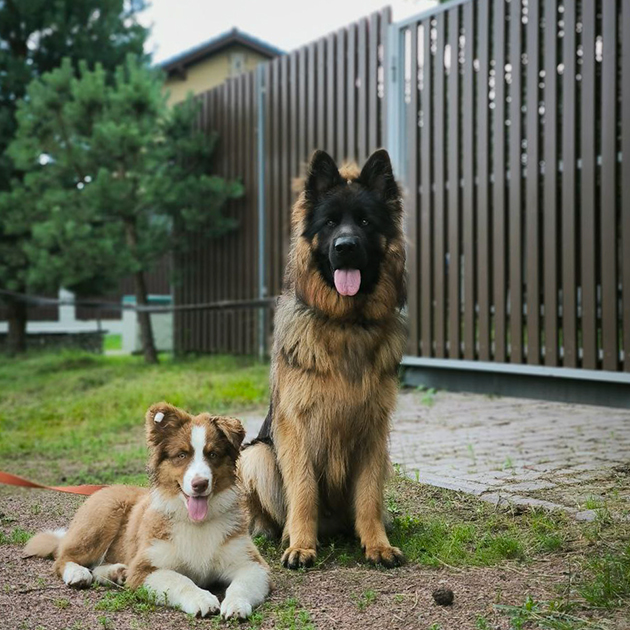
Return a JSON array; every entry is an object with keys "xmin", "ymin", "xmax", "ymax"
[
  {"xmin": 0, "ymin": 0, "xmax": 148, "ymax": 355},
  {"xmin": 8, "ymin": 57, "xmax": 242, "ymax": 363}
]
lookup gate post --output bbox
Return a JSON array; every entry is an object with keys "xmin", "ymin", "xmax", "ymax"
[{"xmin": 384, "ymin": 22, "xmax": 405, "ymax": 185}]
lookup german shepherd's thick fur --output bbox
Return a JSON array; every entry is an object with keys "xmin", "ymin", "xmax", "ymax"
[{"xmin": 239, "ymin": 149, "xmax": 407, "ymax": 569}]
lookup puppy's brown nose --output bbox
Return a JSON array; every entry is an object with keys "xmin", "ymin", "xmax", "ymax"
[{"xmin": 191, "ymin": 477, "xmax": 209, "ymax": 494}]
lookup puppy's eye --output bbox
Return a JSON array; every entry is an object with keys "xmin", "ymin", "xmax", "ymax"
[
  {"xmin": 360, "ymin": 218, "xmax": 369, "ymax": 227},
  {"xmin": 326, "ymin": 219, "xmax": 336, "ymax": 227},
  {"xmin": 176, "ymin": 452, "xmax": 187, "ymax": 460},
  {"xmin": 208, "ymin": 451, "xmax": 217, "ymax": 459}
]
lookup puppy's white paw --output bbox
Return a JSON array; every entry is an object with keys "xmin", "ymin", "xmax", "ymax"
[
  {"xmin": 62, "ymin": 562, "xmax": 93, "ymax": 589},
  {"xmin": 179, "ymin": 587, "xmax": 220, "ymax": 617},
  {"xmin": 221, "ymin": 596, "xmax": 253, "ymax": 620}
]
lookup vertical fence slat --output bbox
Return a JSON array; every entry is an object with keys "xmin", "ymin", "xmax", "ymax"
[
  {"xmin": 379, "ymin": 8, "xmax": 391, "ymax": 146},
  {"xmin": 368, "ymin": 11, "xmax": 379, "ymax": 153},
  {"xmin": 407, "ymin": 24, "xmax": 420, "ymax": 356},
  {"xmin": 624, "ymin": 0, "xmax": 630, "ymax": 372},
  {"xmin": 562, "ymin": 0, "xmax": 577, "ymax": 367},
  {"xmin": 347, "ymin": 25, "xmax": 357, "ymax": 159},
  {"xmin": 544, "ymin": 0, "xmax": 558, "ymax": 366},
  {"xmin": 290, "ymin": 51, "xmax": 299, "ymax": 182},
  {"xmin": 271, "ymin": 60, "xmax": 281, "ymax": 297},
  {"xmin": 200, "ymin": 93, "xmax": 209, "ymax": 352},
  {"xmin": 420, "ymin": 21, "xmax": 433, "ymax": 357},
  {"xmin": 462, "ymin": 2, "xmax": 475, "ymax": 360},
  {"xmin": 581, "ymin": 0, "xmax": 597, "ymax": 369},
  {"xmin": 281, "ymin": 56, "xmax": 291, "ymax": 285},
  {"xmin": 230, "ymin": 79, "xmax": 238, "ymax": 352},
  {"xmin": 327, "ymin": 34, "xmax": 336, "ymax": 155},
  {"xmin": 248, "ymin": 72, "xmax": 256, "ymax": 352},
  {"xmin": 509, "ymin": 0, "xmax": 523, "ymax": 363},
  {"xmin": 298, "ymin": 48, "xmax": 307, "ymax": 171},
  {"xmin": 212, "ymin": 88, "xmax": 221, "ymax": 351},
  {"xmin": 220, "ymin": 82, "xmax": 229, "ymax": 351},
  {"xmin": 235, "ymin": 78, "xmax": 243, "ymax": 354},
  {"xmin": 448, "ymin": 7, "xmax": 461, "ymax": 360},
  {"xmin": 600, "ymin": 2, "xmax": 618, "ymax": 371},
  {"xmin": 526, "ymin": 0, "xmax": 540, "ymax": 365},
  {"xmin": 336, "ymin": 29, "xmax": 346, "ymax": 162},
  {"xmin": 307, "ymin": 43, "xmax": 316, "ymax": 155},
  {"xmin": 317, "ymin": 39, "xmax": 326, "ymax": 152},
  {"xmin": 493, "ymin": 0, "xmax": 506, "ymax": 363},
  {"xmin": 357, "ymin": 18, "xmax": 368, "ymax": 163},
  {"xmin": 434, "ymin": 13, "xmax": 446, "ymax": 358},
  {"xmin": 477, "ymin": 0, "xmax": 490, "ymax": 361}
]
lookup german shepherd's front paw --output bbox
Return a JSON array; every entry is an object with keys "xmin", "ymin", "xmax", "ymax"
[
  {"xmin": 364, "ymin": 545, "xmax": 405, "ymax": 568},
  {"xmin": 281, "ymin": 546, "xmax": 316, "ymax": 569}
]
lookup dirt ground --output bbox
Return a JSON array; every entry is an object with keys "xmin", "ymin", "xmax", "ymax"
[{"xmin": 1, "ymin": 488, "xmax": 628, "ymax": 630}]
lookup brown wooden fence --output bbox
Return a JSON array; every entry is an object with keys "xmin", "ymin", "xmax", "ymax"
[
  {"xmin": 175, "ymin": 9, "xmax": 391, "ymax": 355},
  {"xmin": 399, "ymin": 0, "xmax": 628, "ymax": 373},
  {"xmin": 174, "ymin": 0, "xmax": 629, "ymax": 378}
]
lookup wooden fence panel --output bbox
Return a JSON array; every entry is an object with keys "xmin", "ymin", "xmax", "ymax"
[{"xmin": 169, "ymin": 1, "xmax": 628, "ymax": 375}]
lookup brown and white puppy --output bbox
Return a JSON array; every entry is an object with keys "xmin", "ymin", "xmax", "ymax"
[{"xmin": 24, "ymin": 403, "xmax": 270, "ymax": 620}]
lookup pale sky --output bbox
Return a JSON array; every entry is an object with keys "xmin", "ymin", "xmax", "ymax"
[{"xmin": 141, "ymin": 0, "xmax": 437, "ymax": 64}]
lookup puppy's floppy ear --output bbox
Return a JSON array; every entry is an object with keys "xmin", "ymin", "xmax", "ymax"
[
  {"xmin": 305, "ymin": 150, "xmax": 344, "ymax": 201},
  {"xmin": 214, "ymin": 416, "xmax": 246, "ymax": 452},
  {"xmin": 357, "ymin": 149, "xmax": 399, "ymax": 202},
  {"xmin": 145, "ymin": 402, "xmax": 188, "ymax": 445}
]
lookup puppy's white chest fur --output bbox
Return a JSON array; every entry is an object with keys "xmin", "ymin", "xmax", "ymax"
[
  {"xmin": 147, "ymin": 521, "xmax": 226, "ymax": 584},
  {"xmin": 147, "ymin": 490, "xmax": 242, "ymax": 585}
]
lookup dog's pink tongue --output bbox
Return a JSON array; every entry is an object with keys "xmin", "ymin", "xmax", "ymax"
[
  {"xmin": 334, "ymin": 269, "xmax": 361, "ymax": 296},
  {"xmin": 187, "ymin": 496, "xmax": 208, "ymax": 522}
]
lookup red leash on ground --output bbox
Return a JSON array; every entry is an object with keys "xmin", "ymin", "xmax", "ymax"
[{"xmin": 0, "ymin": 471, "xmax": 106, "ymax": 496}]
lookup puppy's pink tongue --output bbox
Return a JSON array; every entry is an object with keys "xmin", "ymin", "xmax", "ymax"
[
  {"xmin": 187, "ymin": 496, "xmax": 208, "ymax": 522},
  {"xmin": 333, "ymin": 269, "xmax": 361, "ymax": 296}
]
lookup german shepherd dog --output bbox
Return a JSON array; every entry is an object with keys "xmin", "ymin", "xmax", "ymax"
[{"xmin": 239, "ymin": 149, "xmax": 407, "ymax": 569}]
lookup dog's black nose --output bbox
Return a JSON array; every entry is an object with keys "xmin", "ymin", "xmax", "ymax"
[
  {"xmin": 191, "ymin": 477, "xmax": 209, "ymax": 494},
  {"xmin": 334, "ymin": 236, "xmax": 358, "ymax": 254}
]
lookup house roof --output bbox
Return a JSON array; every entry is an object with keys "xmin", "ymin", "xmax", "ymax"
[{"xmin": 159, "ymin": 28, "xmax": 284, "ymax": 74}]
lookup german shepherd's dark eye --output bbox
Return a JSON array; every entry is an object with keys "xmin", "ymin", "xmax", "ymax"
[
  {"xmin": 360, "ymin": 218, "xmax": 369, "ymax": 227},
  {"xmin": 326, "ymin": 219, "xmax": 337, "ymax": 227}
]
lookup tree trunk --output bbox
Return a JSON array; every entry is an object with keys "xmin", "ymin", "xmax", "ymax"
[
  {"xmin": 125, "ymin": 221, "xmax": 159, "ymax": 364},
  {"xmin": 133, "ymin": 269, "xmax": 159, "ymax": 364},
  {"xmin": 6, "ymin": 295, "xmax": 27, "ymax": 356}
]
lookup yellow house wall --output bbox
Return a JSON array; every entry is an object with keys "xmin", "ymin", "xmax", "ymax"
[{"xmin": 164, "ymin": 45, "xmax": 269, "ymax": 105}]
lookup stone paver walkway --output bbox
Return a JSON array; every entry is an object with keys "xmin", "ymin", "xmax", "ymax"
[{"xmin": 239, "ymin": 390, "xmax": 630, "ymax": 520}]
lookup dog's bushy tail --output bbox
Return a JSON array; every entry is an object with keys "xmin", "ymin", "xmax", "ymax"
[{"xmin": 22, "ymin": 528, "xmax": 66, "ymax": 559}]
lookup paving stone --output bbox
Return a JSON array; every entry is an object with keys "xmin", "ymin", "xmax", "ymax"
[{"xmin": 242, "ymin": 390, "xmax": 630, "ymax": 518}]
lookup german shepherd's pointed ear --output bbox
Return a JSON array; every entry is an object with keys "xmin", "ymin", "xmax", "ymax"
[
  {"xmin": 214, "ymin": 416, "xmax": 246, "ymax": 453},
  {"xmin": 145, "ymin": 402, "xmax": 189, "ymax": 446},
  {"xmin": 357, "ymin": 149, "xmax": 399, "ymax": 202},
  {"xmin": 305, "ymin": 150, "xmax": 344, "ymax": 201}
]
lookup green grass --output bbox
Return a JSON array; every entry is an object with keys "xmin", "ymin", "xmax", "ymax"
[
  {"xmin": 247, "ymin": 598, "xmax": 314, "ymax": 630},
  {"xmin": 579, "ymin": 545, "xmax": 630, "ymax": 608},
  {"xmin": 353, "ymin": 589, "xmax": 377, "ymax": 610},
  {"xmin": 0, "ymin": 527, "xmax": 32, "ymax": 545},
  {"xmin": 496, "ymin": 596, "xmax": 598, "ymax": 630},
  {"xmin": 94, "ymin": 586, "xmax": 160, "ymax": 613},
  {"xmin": 0, "ymin": 351, "xmax": 268, "ymax": 485},
  {"xmin": 103, "ymin": 334, "xmax": 122, "ymax": 352}
]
